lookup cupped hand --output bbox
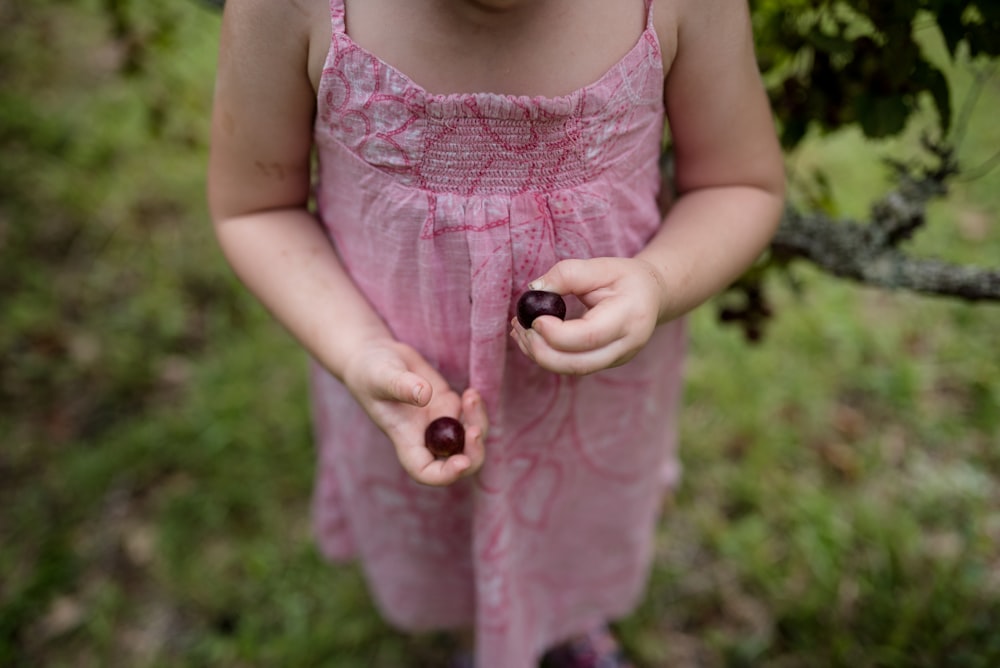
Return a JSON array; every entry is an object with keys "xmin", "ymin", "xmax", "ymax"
[
  {"xmin": 510, "ymin": 257, "xmax": 667, "ymax": 375},
  {"xmin": 341, "ymin": 339, "xmax": 488, "ymax": 486}
]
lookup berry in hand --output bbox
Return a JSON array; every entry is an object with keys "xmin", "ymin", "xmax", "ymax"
[
  {"xmin": 424, "ymin": 417, "xmax": 465, "ymax": 458},
  {"xmin": 516, "ymin": 290, "xmax": 567, "ymax": 329}
]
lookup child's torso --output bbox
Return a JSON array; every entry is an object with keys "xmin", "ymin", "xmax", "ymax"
[{"xmin": 302, "ymin": 0, "xmax": 677, "ymax": 97}]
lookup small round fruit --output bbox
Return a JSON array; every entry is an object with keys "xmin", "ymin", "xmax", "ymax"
[
  {"xmin": 516, "ymin": 290, "xmax": 567, "ymax": 329},
  {"xmin": 424, "ymin": 417, "xmax": 465, "ymax": 458}
]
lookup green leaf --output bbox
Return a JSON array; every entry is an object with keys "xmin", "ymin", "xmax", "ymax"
[
  {"xmin": 934, "ymin": 3, "xmax": 967, "ymax": 58},
  {"xmin": 916, "ymin": 62, "xmax": 952, "ymax": 135},
  {"xmin": 806, "ymin": 26, "xmax": 855, "ymax": 56},
  {"xmin": 853, "ymin": 94, "xmax": 910, "ymax": 138}
]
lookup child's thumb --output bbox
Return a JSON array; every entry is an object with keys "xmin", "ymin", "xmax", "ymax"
[
  {"xmin": 529, "ymin": 258, "xmax": 595, "ymax": 296},
  {"xmin": 380, "ymin": 369, "xmax": 431, "ymax": 406}
]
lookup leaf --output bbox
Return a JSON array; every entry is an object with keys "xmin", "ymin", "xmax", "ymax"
[
  {"xmin": 915, "ymin": 62, "xmax": 952, "ymax": 135},
  {"xmin": 853, "ymin": 94, "xmax": 910, "ymax": 139},
  {"xmin": 806, "ymin": 26, "xmax": 855, "ymax": 56},
  {"xmin": 934, "ymin": 3, "xmax": 967, "ymax": 58},
  {"xmin": 780, "ymin": 117, "xmax": 810, "ymax": 150}
]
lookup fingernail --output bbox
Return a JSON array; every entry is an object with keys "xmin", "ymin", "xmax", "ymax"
[
  {"xmin": 412, "ymin": 385, "xmax": 424, "ymax": 403},
  {"xmin": 527, "ymin": 279, "xmax": 542, "ymax": 291}
]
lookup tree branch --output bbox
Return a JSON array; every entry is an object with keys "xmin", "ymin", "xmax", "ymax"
[
  {"xmin": 771, "ymin": 209, "xmax": 1000, "ymax": 301},
  {"xmin": 772, "ymin": 143, "xmax": 1000, "ymax": 302}
]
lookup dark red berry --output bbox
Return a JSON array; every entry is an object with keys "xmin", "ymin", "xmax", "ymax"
[
  {"xmin": 424, "ymin": 416, "xmax": 465, "ymax": 458},
  {"xmin": 516, "ymin": 290, "xmax": 567, "ymax": 329}
]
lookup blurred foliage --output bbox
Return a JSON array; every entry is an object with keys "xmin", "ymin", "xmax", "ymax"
[
  {"xmin": 751, "ymin": 0, "xmax": 1000, "ymax": 147},
  {"xmin": 723, "ymin": 1, "xmax": 1000, "ymax": 343},
  {"xmin": 0, "ymin": 0, "xmax": 224, "ymax": 439}
]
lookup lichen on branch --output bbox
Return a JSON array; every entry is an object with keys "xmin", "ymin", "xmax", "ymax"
[{"xmin": 772, "ymin": 141, "xmax": 1000, "ymax": 303}]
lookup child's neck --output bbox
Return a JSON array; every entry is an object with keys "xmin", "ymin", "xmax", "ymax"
[
  {"xmin": 443, "ymin": 0, "xmax": 549, "ymax": 12},
  {"xmin": 336, "ymin": 0, "xmax": 647, "ymax": 97},
  {"xmin": 431, "ymin": 0, "xmax": 564, "ymax": 29}
]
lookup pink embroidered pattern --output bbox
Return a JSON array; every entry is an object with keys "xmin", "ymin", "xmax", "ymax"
[{"xmin": 309, "ymin": 1, "xmax": 688, "ymax": 666}]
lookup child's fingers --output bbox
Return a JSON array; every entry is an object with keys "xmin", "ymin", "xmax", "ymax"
[
  {"xmin": 513, "ymin": 309, "xmax": 648, "ymax": 374},
  {"xmin": 391, "ymin": 390, "xmax": 487, "ymax": 487},
  {"xmin": 400, "ymin": 442, "xmax": 477, "ymax": 487},
  {"xmin": 414, "ymin": 457, "xmax": 474, "ymax": 486},
  {"xmin": 458, "ymin": 388, "xmax": 488, "ymax": 476},
  {"xmin": 510, "ymin": 311, "xmax": 623, "ymax": 362},
  {"xmin": 410, "ymin": 391, "xmax": 488, "ymax": 485},
  {"xmin": 387, "ymin": 422, "xmax": 465, "ymax": 487},
  {"xmin": 461, "ymin": 388, "xmax": 488, "ymax": 436},
  {"xmin": 526, "ymin": 309, "xmax": 624, "ymax": 353},
  {"xmin": 529, "ymin": 257, "xmax": 607, "ymax": 297},
  {"xmin": 524, "ymin": 335, "xmax": 635, "ymax": 376}
]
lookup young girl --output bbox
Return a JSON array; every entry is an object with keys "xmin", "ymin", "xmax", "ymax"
[{"xmin": 207, "ymin": 0, "xmax": 784, "ymax": 665}]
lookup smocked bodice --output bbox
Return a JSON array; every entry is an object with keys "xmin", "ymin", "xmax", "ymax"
[{"xmin": 314, "ymin": 3, "xmax": 666, "ymax": 196}]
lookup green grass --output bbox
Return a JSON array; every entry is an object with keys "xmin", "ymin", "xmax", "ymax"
[{"xmin": 1, "ymin": 2, "xmax": 998, "ymax": 667}]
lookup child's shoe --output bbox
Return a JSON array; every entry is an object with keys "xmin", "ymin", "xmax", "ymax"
[
  {"xmin": 449, "ymin": 651, "xmax": 474, "ymax": 668},
  {"xmin": 540, "ymin": 624, "xmax": 635, "ymax": 668}
]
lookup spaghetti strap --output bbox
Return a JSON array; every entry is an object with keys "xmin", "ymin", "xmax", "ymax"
[{"xmin": 330, "ymin": 0, "xmax": 345, "ymax": 34}]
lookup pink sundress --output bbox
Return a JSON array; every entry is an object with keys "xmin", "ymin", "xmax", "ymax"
[{"xmin": 309, "ymin": 1, "xmax": 686, "ymax": 665}]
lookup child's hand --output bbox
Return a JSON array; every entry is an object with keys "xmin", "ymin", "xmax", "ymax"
[
  {"xmin": 341, "ymin": 340, "xmax": 488, "ymax": 486},
  {"xmin": 510, "ymin": 257, "xmax": 666, "ymax": 376}
]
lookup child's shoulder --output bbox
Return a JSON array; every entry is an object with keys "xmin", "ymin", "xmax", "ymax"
[
  {"xmin": 223, "ymin": 0, "xmax": 317, "ymax": 35},
  {"xmin": 653, "ymin": 0, "xmax": 754, "ymax": 75},
  {"xmin": 225, "ymin": 0, "xmax": 331, "ymax": 46},
  {"xmin": 655, "ymin": 0, "xmax": 751, "ymax": 46},
  {"xmin": 652, "ymin": 0, "xmax": 680, "ymax": 74},
  {"xmin": 224, "ymin": 0, "xmax": 332, "ymax": 91}
]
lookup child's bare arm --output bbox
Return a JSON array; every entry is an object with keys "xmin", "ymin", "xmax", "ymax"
[
  {"xmin": 640, "ymin": 0, "xmax": 785, "ymax": 319},
  {"xmin": 208, "ymin": 0, "xmax": 372, "ymax": 375},
  {"xmin": 207, "ymin": 0, "xmax": 486, "ymax": 484},
  {"xmin": 512, "ymin": 0, "xmax": 784, "ymax": 375}
]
